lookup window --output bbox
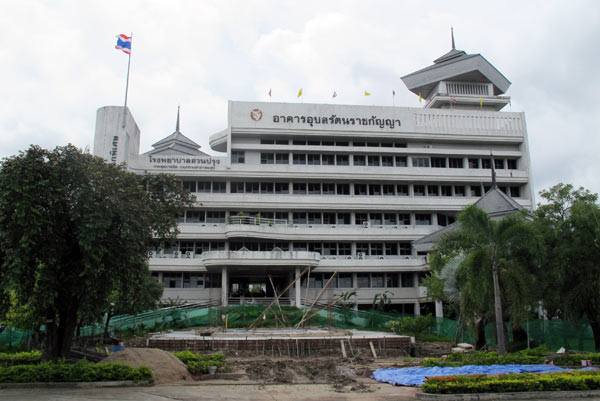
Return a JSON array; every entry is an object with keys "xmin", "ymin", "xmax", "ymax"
[
  {"xmin": 398, "ymin": 213, "xmax": 411, "ymax": 225},
  {"xmin": 385, "ymin": 243, "xmax": 398, "ymax": 255},
  {"xmin": 338, "ymin": 243, "xmax": 351, "ymax": 255},
  {"xmin": 275, "ymin": 138, "xmax": 288, "ymax": 145},
  {"xmin": 322, "ymin": 212, "xmax": 336, "ymax": 224},
  {"xmin": 337, "ymin": 183, "xmax": 350, "ymax": 195},
  {"xmin": 471, "ymin": 185, "xmax": 482, "ymax": 197},
  {"xmin": 183, "ymin": 180, "xmax": 196, "ymax": 192},
  {"xmin": 382, "ymin": 184, "xmax": 395, "ymax": 196},
  {"xmin": 197, "ymin": 181, "xmax": 211, "ymax": 193},
  {"xmin": 468, "ymin": 158, "xmax": 480, "ymax": 169},
  {"xmin": 307, "ymin": 154, "xmax": 321, "ymax": 165},
  {"xmin": 322, "ymin": 154, "xmax": 335, "ymax": 165},
  {"xmin": 230, "ymin": 181, "xmax": 245, "ymax": 193},
  {"xmin": 211, "ymin": 242, "xmax": 225, "ymax": 251},
  {"xmin": 353, "ymin": 141, "xmax": 365, "ymax": 147},
  {"xmin": 399, "ymin": 243, "xmax": 411, "ymax": 255},
  {"xmin": 369, "ymin": 184, "xmax": 381, "ymax": 196},
  {"xmin": 507, "ymin": 159, "xmax": 517, "ymax": 169},
  {"xmin": 401, "ymin": 272, "xmax": 414, "ymax": 288},
  {"xmin": 438, "ymin": 214, "xmax": 448, "ymax": 227},
  {"xmin": 428, "ymin": 185, "xmax": 439, "ymax": 196},
  {"xmin": 336, "ymin": 155, "xmax": 349, "ymax": 165},
  {"xmin": 205, "ymin": 273, "xmax": 222, "ymax": 288},
  {"xmin": 395, "ymin": 156, "xmax": 407, "ymax": 167},
  {"xmin": 381, "ymin": 155, "xmax": 394, "ymax": 167},
  {"xmin": 494, "ymin": 159, "xmax": 505, "ymax": 169},
  {"xmin": 371, "ymin": 273, "xmax": 385, "ymax": 288},
  {"xmin": 356, "ymin": 242, "xmax": 369, "ymax": 255},
  {"xmin": 260, "ymin": 182, "xmax": 274, "ymax": 193},
  {"xmin": 414, "ymin": 185, "xmax": 426, "ymax": 196},
  {"xmin": 386, "ymin": 273, "xmax": 399, "ymax": 288},
  {"xmin": 293, "ymin": 183, "xmax": 307, "ymax": 194},
  {"xmin": 293, "ymin": 242, "xmax": 307, "ymax": 251},
  {"xmin": 185, "ymin": 210, "xmax": 204, "ymax": 223},
  {"xmin": 246, "ymin": 182, "xmax": 259, "ymax": 193},
  {"xmin": 431, "ymin": 157, "xmax": 446, "ymax": 168},
  {"xmin": 163, "ymin": 272, "xmax": 182, "ymax": 288},
  {"xmin": 482, "ymin": 158, "xmax": 492, "ymax": 169},
  {"xmin": 275, "ymin": 212, "xmax": 288, "ymax": 221},
  {"xmin": 307, "ymin": 140, "xmax": 320, "ymax": 146},
  {"xmin": 308, "ymin": 242, "xmax": 322, "ymax": 254},
  {"xmin": 354, "ymin": 184, "xmax": 367, "ymax": 195},
  {"xmin": 337, "ymin": 273, "xmax": 352, "ymax": 288},
  {"xmin": 179, "ymin": 241, "xmax": 193, "ymax": 255},
  {"xmin": 454, "ymin": 185, "xmax": 465, "ymax": 196},
  {"xmin": 322, "ymin": 140, "xmax": 334, "ymax": 146},
  {"xmin": 308, "ymin": 183, "xmax": 321, "ymax": 195},
  {"xmin": 293, "ymin": 212, "xmax": 307, "ymax": 224},
  {"xmin": 381, "ymin": 142, "xmax": 393, "ymax": 148},
  {"xmin": 307, "ymin": 212, "xmax": 322, "ymax": 224},
  {"xmin": 441, "ymin": 185, "xmax": 452, "ymax": 197},
  {"xmin": 510, "ymin": 186, "xmax": 521, "ymax": 197},
  {"xmin": 322, "ymin": 183, "xmax": 336, "ymax": 195},
  {"xmin": 261, "ymin": 153, "xmax": 274, "ymax": 164},
  {"xmin": 355, "ymin": 213, "xmax": 368, "ymax": 225},
  {"xmin": 369, "ymin": 213, "xmax": 383, "ymax": 225},
  {"xmin": 337, "ymin": 212, "xmax": 351, "ymax": 224},
  {"xmin": 412, "ymin": 157, "xmax": 430, "ymax": 167},
  {"xmin": 275, "ymin": 153, "xmax": 289, "ymax": 164},
  {"xmin": 231, "ymin": 151, "xmax": 245, "ymax": 164},
  {"xmin": 384, "ymin": 213, "xmax": 397, "ymax": 225},
  {"xmin": 367, "ymin": 141, "xmax": 380, "ymax": 147},
  {"xmin": 260, "ymin": 138, "xmax": 275, "ymax": 145},
  {"xmin": 357, "ymin": 273, "xmax": 370, "ymax": 288},
  {"xmin": 293, "ymin": 139, "xmax": 306, "ymax": 146},
  {"xmin": 275, "ymin": 182, "xmax": 289, "ymax": 194},
  {"xmin": 353, "ymin": 155, "xmax": 366, "ymax": 166},
  {"xmin": 415, "ymin": 213, "xmax": 431, "ymax": 225},
  {"xmin": 367, "ymin": 155, "xmax": 380, "ymax": 166},
  {"xmin": 395, "ymin": 142, "xmax": 407, "ymax": 148},
  {"xmin": 213, "ymin": 182, "xmax": 226, "ymax": 193},
  {"xmin": 323, "ymin": 243, "xmax": 337, "ymax": 256},
  {"xmin": 397, "ymin": 184, "xmax": 409, "ymax": 196},
  {"xmin": 293, "ymin": 154, "xmax": 306, "ymax": 164},
  {"xmin": 206, "ymin": 211, "xmax": 225, "ymax": 223},
  {"xmin": 449, "ymin": 158, "xmax": 464, "ymax": 168},
  {"xmin": 183, "ymin": 273, "xmax": 204, "ymax": 288}
]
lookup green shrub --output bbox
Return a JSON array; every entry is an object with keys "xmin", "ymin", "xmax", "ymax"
[
  {"xmin": 553, "ymin": 353, "xmax": 600, "ymax": 366},
  {"xmin": 422, "ymin": 370, "xmax": 600, "ymax": 394},
  {"xmin": 423, "ymin": 348, "xmax": 546, "ymax": 367},
  {"xmin": 0, "ymin": 351, "xmax": 42, "ymax": 367},
  {"xmin": 390, "ymin": 315, "xmax": 434, "ymax": 337},
  {"xmin": 0, "ymin": 359, "xmax": 152, "ymax": 383},
  {"xmin": 173, "ymin": 351, "xmax": 226, "ymax": 374}
]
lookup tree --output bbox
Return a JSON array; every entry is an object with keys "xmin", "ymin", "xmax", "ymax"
[
  {"xmin": 0, "ymin": 145, "xmax": 193, "ymax": 360},
  {"xmin": 429, "ymin": 206, "xmax": 544, "ymax": 353},
  {"xmin": 535, "ymin": 183, "xmax": 600, "ymax": 349}
]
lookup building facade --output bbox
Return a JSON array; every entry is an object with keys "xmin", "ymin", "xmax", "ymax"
[{"xmin": 93, "ymin": 43, "xmax": 533, "ymax": 316}]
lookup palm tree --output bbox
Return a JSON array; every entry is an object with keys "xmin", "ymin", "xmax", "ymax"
[{"xmin": 429, "ymin": 205, "xmax": 544, "ymax": 354}]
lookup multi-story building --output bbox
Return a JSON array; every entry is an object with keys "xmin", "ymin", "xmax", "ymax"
[{"xmin": 93, "ymin": 41, "xmax": 533, "ymax": 316}]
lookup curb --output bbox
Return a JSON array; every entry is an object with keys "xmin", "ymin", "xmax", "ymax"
[
  {"xmin": 416, "ymin": 389, "xmax": 600, "ymax": 400},
  {"xmin": 0, "ymin": 380, "xmax": 153, "ymax": 389}
]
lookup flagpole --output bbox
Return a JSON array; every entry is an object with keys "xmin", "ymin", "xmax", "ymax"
[{"xmin": 122, "ymin": 32, "xmax": 133, "ymax": 128}]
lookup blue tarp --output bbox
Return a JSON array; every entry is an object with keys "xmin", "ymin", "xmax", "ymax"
[{"xmin": 372, "ymin": 364, "xmax": 568, "ymax": 387}]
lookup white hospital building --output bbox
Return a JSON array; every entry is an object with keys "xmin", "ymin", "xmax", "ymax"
[{"xmin": 93, "ymin": 42, "xmax": 533, "ymax": 316}]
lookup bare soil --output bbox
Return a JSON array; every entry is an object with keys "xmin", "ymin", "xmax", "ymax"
[{"xmin": 101, "ymin": 348, "xmax": 193, "ymax": 384}]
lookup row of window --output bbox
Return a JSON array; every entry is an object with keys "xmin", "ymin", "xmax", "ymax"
[
  {"xmin": 260, "ymin": 138, "xmax": 408, "ymax": 148},
  {"xmin": 155, "ymin": 272, "xmax": 222, "ymax": 289},
  {"xmin": 151, "ymin": 240, "xmax": 418, "ymax": 256},
  {"xmin": 301, "ymin": 272, "xmax": 422, "ymax": 289},
  {"xmin": 186, "ymin": 179, "xmax": 521, "ymax": 198},
  {"xmin": 178, "ymin": 210, "xmax": 455, "ymax": 226}
]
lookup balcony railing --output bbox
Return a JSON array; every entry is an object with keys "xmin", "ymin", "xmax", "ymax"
[{"xmin": 227, "ymin": 216, "xmax": 288, "ymax": 226}]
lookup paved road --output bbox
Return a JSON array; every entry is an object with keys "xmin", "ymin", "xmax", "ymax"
[{"xmin": 0, "ymin": 383, "xmax": 419, "ymax": 401}]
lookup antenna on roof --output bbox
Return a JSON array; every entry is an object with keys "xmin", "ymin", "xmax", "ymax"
[
  {"xmin": 490, "ymin": 151, "xmax": 497, "ymax": 188},
  {"xmin": 451, "ymin": 27, "xmax": 456, "ymax": 50},
  {"xmin": 175, "ymin": 105, "xmax": 181, "ymax": 132}
]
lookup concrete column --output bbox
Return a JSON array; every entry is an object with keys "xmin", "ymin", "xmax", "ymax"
[
  {"xmin": 414, "ymin": 302, "xmax": 421, "ymax": 316},
  {"xmin": 295, "ymin": 267, "xmax": 302, "ymax": 308},
  {"xmin": 431, "ymin": 212, "xmax": 438, "ymax": 227},
  {"xmin": 352, "ymin": 273, "xmax": 358, "ymax": 310},
  {"xmin": 220, "ymin": 267, "xmax": 228, "ymax": 306},
  {"xmin": 435, "ymin": 300, "xmax": 444, "ymax": 318}
]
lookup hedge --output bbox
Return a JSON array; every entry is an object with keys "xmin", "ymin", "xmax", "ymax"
[
  {"xmin": 553, "ymin": 353, "xmax": 600, "ymax": 367},
  {"xmin": 423, "ymin": 348, "xmax": 547, "ymax": 367},
  {"xmin": 0, "ymin": 351, "xmax": 42, "ymax": 367},
  {"xmin": 0, "ymin": 360, "xmax": 153, "ymax": 383},
  {"xmin": 422, "ymin": 370, "xmax": 600, "ymax": 394},
  {"xmin": 173, "ymin": 350, "xmax": 226, "ymax": 374}
]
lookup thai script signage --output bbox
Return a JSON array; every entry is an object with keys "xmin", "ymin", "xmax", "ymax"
[
  {"xmin": 109, "ymin": 135, "xmax": 119, "ymax": 163},
  {"xmin": 148, "ymin": 155, "xmax": 222, "ymax": 170},
  {"xmin": 271, "ymin": 114, "xmax": 401, "ymax": 129}
]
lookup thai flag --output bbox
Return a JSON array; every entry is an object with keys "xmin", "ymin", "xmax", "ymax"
[{"xmin": 115, "ymin": 34, "xmax": 132, "ymax": 55}]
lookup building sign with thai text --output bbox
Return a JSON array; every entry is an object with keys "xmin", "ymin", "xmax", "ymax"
[{"xmin": 147, "ymin": 156, "xmax": 222, "ymax": 170}]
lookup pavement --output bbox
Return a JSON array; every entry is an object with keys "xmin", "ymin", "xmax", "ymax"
[{"xmin": 0, "ymin": 382, "xmax": 419, "ymax": 401}]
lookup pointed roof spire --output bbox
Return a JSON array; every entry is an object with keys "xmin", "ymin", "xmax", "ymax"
[
  {"xmin": 175, "ymin": 105, "xmax": 181, "ymax": 132},
  {"xmin": 490, "ymin": 151, "xmax": 497, "ymax": 188},
  {"xmin": 451, "ymin": 27, "xmax": 455, "ymax": 50}
]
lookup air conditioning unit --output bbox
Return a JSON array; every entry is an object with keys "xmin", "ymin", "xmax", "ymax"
[
  {"xmin": 424, "ymin": 144, "xmax": 432, "ymax": 149},
  {"xmin": 173, "ymin": 251, "xmax": 179, "ymax": 258},
  {"xmin": 185, "ymin": 251, "xmax": 192, "ymax": 259},
  {"xmin": 148, "ymin": 250, "xmax": 156, "ymax": 258},
  {"xmin": 357, "ymin": 252, "xmax": 364, "ymax": 259},
  {"xmin": 362, "ymin": 221, "xmax": 369, "ymax": 228}
]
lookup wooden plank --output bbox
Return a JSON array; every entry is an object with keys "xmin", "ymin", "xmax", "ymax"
[
  {"xmin": 340, "ymin": 340, "xmax": 347, "ymax": 358},
  {"xmin": 369, "ymin": 341, "xmax": 378, "ymax": 358}
]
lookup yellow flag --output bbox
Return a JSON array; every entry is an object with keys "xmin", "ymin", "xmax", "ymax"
[
  {"xmin": 364, "ymin": 91, "xmax": 371, "ymax": 96},
  {"xmin": 297, "ymin": 88, "xmax": 303, "ymax": 98},
  {"xmin": 418, "ymin": 93, "xmax": 422, "ymax": 103},
  {"xmin": 479, "ymin": 97, "xmax": 483, "ymax": 107}
]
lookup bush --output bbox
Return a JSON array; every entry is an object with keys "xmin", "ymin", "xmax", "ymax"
[
  {"xmin": 390, "ymin": 315, "xmax": 434, "ymax": 338},
  {"xmin": 0, "ymin": 351, "xmax": 42, "ymax": 367},
  {"xmin": 423, "ymin": 348, "xmax": 546, "ymax": 367},
  {"xmin": 553, "ymin": 353, "xmax": 600, "ymax": 366},
  {"xmin": 0, "ymin": 359, "xmax": 153, "ymax": 383},
  {"xmin": 421, "ymin": 370, "xmax": 600, "ymax": 394},
  {"xmin": 173, "ymin": 351, "xmax": 226, "ymax": 374}
]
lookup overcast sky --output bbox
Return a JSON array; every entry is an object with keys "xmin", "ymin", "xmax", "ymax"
[{"xmin": 1, "ymin": 1, "xmax": 599, "ymax": 199}]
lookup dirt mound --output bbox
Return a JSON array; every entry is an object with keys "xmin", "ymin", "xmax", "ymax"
[{"xmin": 101, "ymin": 348, "xmax": 192, "ymax": 384}]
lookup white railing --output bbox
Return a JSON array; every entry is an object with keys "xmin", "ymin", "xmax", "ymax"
[
  {"xmin": 446, "ymin": 82, "xmax": 490, "ymax": 96},
  {"xmin": 414, "ymin": 111, "xmax": 523, "ymax": 133},
  {"xmin": 227, "ymin": 216, "xmax": 288, "ymax": 226}
]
